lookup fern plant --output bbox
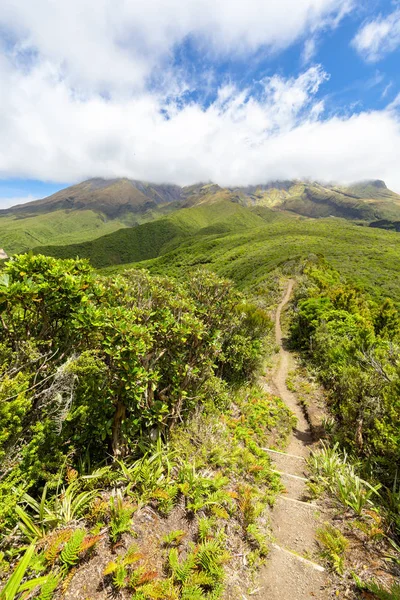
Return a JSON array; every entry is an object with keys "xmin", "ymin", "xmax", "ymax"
[
  {"xmin": 181, "ymin": 583, "xmax": 206, "ymax": 599},
  {"xmin": 246, "ymin": 524, "xmax": 269, "ymax": 556},
  {"xmin": 316, "ymin": 524, "xmax": 348, "ymax": 574},
  {"xmin": 197, "ymin": 516, "xmax": 215, "ymax": 541},
  {"xmin": 168, "ymin": 548, "xmax": 197, "ymax": 584},
  {"xmin": 60, "ymin": 528, "xmax": 86, "ymax": 572},
  {"xmin": 196, "ymin": 540, "xmax": 228, "ymax": 585},
  {"xmin": 44, "ymin": 529, "xmax": 73, "ymax": 564},
  {"xmin": 37, "ymin": 573, "xmax": 60, "ymax": 600},
  {"xmin": 354, "ymin": 575, "xmax": 400, "ymax": 600},
  {"xmin": 237, "ymin": 484, "xmax": 256, "ymax": 527},
  {"xmin": 135, "ymin": 577, "xmax": 179, "ymax": 600},
  {"xmin": 162, "ymin": 530, "xmax": 186, "ymax": 546},
  {"xmin": 109, "ymin": 490, "xmax": 135, "ymax": 543},
  {"xmin": 103, "ymin": 544, "xmax": 143, "ymax": 591},
  {"xmin": 113, "ymin": 564, "xmax": 128, "ymax": 589}
]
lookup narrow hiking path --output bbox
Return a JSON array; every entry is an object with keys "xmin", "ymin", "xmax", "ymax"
[{"xmin": 254, "ymin": 280, "xmax": 331, "ymax": 600}]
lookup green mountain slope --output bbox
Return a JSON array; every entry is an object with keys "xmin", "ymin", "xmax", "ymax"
[
  {"xmin": 0, "ymin": 210, "xmax": 129, "ymax": 255},
  {"xmin": 4, "ymin": 177, "xmax": 400, "ymax": 256},
  {"xmin": 33, "ymin": 193, "xmax": 400, "ymax": 301},
  {"xmin": 34, "ymin": 200, "xmax": 277, "ymax": 267},
  {"xmin": 1, "ymin": 178, "xmax": 182, "ymax": 218},
  {"xmin": 107, "ymin": 216, "xmax": 400, "ymax": 301}
]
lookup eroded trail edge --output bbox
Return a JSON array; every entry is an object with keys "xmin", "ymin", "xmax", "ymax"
[{"xmin": 254, "ymin": 280, "xmax": 331, "ymax": 600}]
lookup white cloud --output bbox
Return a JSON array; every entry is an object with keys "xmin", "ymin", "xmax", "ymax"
[
  {"xmin": 302, "ymin": 38, "xmax": 318, "ymax": 65},
  {"xmin": 1, "ymin": 54, "xmax": 400, "ymax": 194},
  {"xmin": 1, "ymin": 0, "xmax": 400, "ymax": 198},
  {"xmin": 352, "ymin": 8, "xmax": 400, "ymax": 62},
  {"xmin": 0, "ymin": 0, "xmax": 353, "ymax": 93}
]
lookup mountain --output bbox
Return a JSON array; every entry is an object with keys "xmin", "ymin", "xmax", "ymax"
[
  {"xmin": 158, "ymin": 178, "xmax": 400, "ymax": 222},
  {"xmin": 4, "ymin": 177, "xmax": 400, "ymax": 221},
  {"xmin": 0, "ymin": 179, "xmax": 183, "ymax": 254},
  {"xmin": 1, "ymin": 178, "xmax": 182, "ymax": 218},
  {"xmin": 3, "ymin": 177, "xmax": 400, "ymax": 256}
]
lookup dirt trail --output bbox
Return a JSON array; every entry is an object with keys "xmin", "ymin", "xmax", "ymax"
[{"xmin": 253, "ymin": 280, "xmax": 331, "ymax": 600}]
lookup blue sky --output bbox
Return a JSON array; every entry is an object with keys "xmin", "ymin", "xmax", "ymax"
[{"xmin": 1, "ymin": 0, "xmax": 400, "ymax": 207}]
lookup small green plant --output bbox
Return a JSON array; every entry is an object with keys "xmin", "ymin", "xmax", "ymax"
[
  {"xmin": 37, "ymin": 573, "xmax": 60, "ymax": 600},
  {"xmin": 321, "ymin": 416, "xmax": 336, "ymax": 436},
  {"xmin": 237, "ymin": 484, "xmax": 256, "ymax": 527},
  {"xmin": 103, "ymin": 544, "xmax": 144, "ymax": 591},
  {"xmin": 336, "ymin": 471, "xmax": 381, "ymax": 515},
  {"xmin": 316, "ymin": 523, "xmax": 348, "ymax": 574},
  {"xmin": 353, "ymin": 575, "xmax": 400, "ymax": 600},
  {"xmin": 196, "ymin": 540, "xmax": 229, "ymax": 585},
  {"xmin": 168, "ymin": 548, "xmax": 196, "ymax": 584},
  {"xmin": 197, "ymin": 516, "xmax": 216, "ymax": 542},
  {"xmin": 113, "ymin": 564, "xmax": 128, "ymax": 589},
  {"xmin": 308, "ymin": 444, "xmax": 381, "ymax": 515},
  {"xmin": 15, "ymin": 480, "xmax": 98, "ymax": 542},
  {"xmin": 109, "ymin": 490, "xmax": 135, "ymax": 543},
  {"xmin": 162, "ymin": 530, "xmax": 186, "ymax": 546},
  {"xmin": 246, "ymin": 524, "xmax": 269, "ymax": 556},
  {"xmin": 60, "ymin": 528, "xmax": 86, "ymax": 571}
]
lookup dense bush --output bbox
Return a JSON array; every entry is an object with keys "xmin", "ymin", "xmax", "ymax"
[
  {"xmin": 0, "ymin": 254, "xmax": 269, "ymax": 526},
  {"xmin": 290, "ymin": 260, "xmax": 400, "ymax": 491}
]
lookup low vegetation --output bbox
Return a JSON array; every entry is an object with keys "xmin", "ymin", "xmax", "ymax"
[
  {"xmin": 290, "ymin": 260, "xmax": 400, "ymax": 498},
  {"xmin": 289, "ymin": 262, "xmax": 400, "ymax": 594},
  {"xmin": 0, "ymin": 254, "xmax": 293, "ymax": 599},
  {"xmin": 2, "ymin": 188, "xmax": 400, "ymax": 598},
  {"xmin": 93, "ymin": 211, "xmax": 400, "ymax": 302}
]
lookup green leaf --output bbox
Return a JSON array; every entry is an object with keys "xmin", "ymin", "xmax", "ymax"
[{"xmin": 0, "ymin": 544, "xmax": 35, "ymax": 600}]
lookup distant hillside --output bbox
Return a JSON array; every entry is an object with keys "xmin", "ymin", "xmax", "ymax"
[
  {"xmin": 162, "ymin": 179, "xmax": 400, "ymax": 222},
  {"xmin": 34, "ymin": 201, "xmax": 284, "ymax": 268},
  {"xmin": 111, "ymin": 215, "xmax": 400, "ymax": 302},
  {"xmin": 3, "ymin": 177, "xmax": 400, "ymax": 255},
  {"xmin": 34, "ymin": 196, "xmax": 400, "ymax": 303},
  {"xmin": 4, "ymin": 177, "xmax": 400, "ymax": 222},
  {"xmin": 1, "ymin": 178, "xmax": 182, "ymax": 218}
]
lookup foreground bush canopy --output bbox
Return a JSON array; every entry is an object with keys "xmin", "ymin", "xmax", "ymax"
[{"xmin": 0, "ymin": 254, "xmax": 270, "ymax": 525}]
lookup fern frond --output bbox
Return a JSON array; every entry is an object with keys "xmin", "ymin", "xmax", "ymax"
[
  {"xmin": 123, "ymin": 543, "xmax": 143, "ymax": 566},
  {"xmin": 174, "ymin": 554, "xmax": 196, "ymax": 583},
  {"xmin": 131, "ymin": 591, "xmax": 147, "ymax": 600},
  {"xmin": 210, "ymin": 506, "xmax": 229, "ymax": 519},
  {"xmin": 181, "ymin": 583, "xmax": 206, "ymax": 599},
  {"xmin": 60, "ymin": 528, "xmax": 86, "ymax": 569},
  {"xmin": 61, "ymin": 567, "xmax": 76, "ymax": 593},
  {"xmin": 123, "ymin": 552, "xmax": 143, "ymax": 566},
  {"xmin": 44, "ymin": 529, "xmax": 73, "ymax": 564},
  {"xmin": 187, "ymin": 571, "xmax": 214, "ymax": 586},
  {"xmin": 168, "ymin": 548, "xmax": 180, "ymax": 573},
  {"xmin": 136, "ymin": 570, "xmax": 158, "ymax": 585},
  {"xmin": 197, "ymin": 517, "xmax": 215, "ymax": 542},
  {"xmin": 37, "ymin": 573, "xmax": 60, "ymax": 600},
  {"xmin": 113, "ymin": 564, "xmax": 127, "ymax": 589},
  {"xmin": 139, "ymin": 578, "xmax": 180, "ymax": 600},
  {"xmin": 196, "ymin": 540, "xmax": 228, "ymax": 584}
]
